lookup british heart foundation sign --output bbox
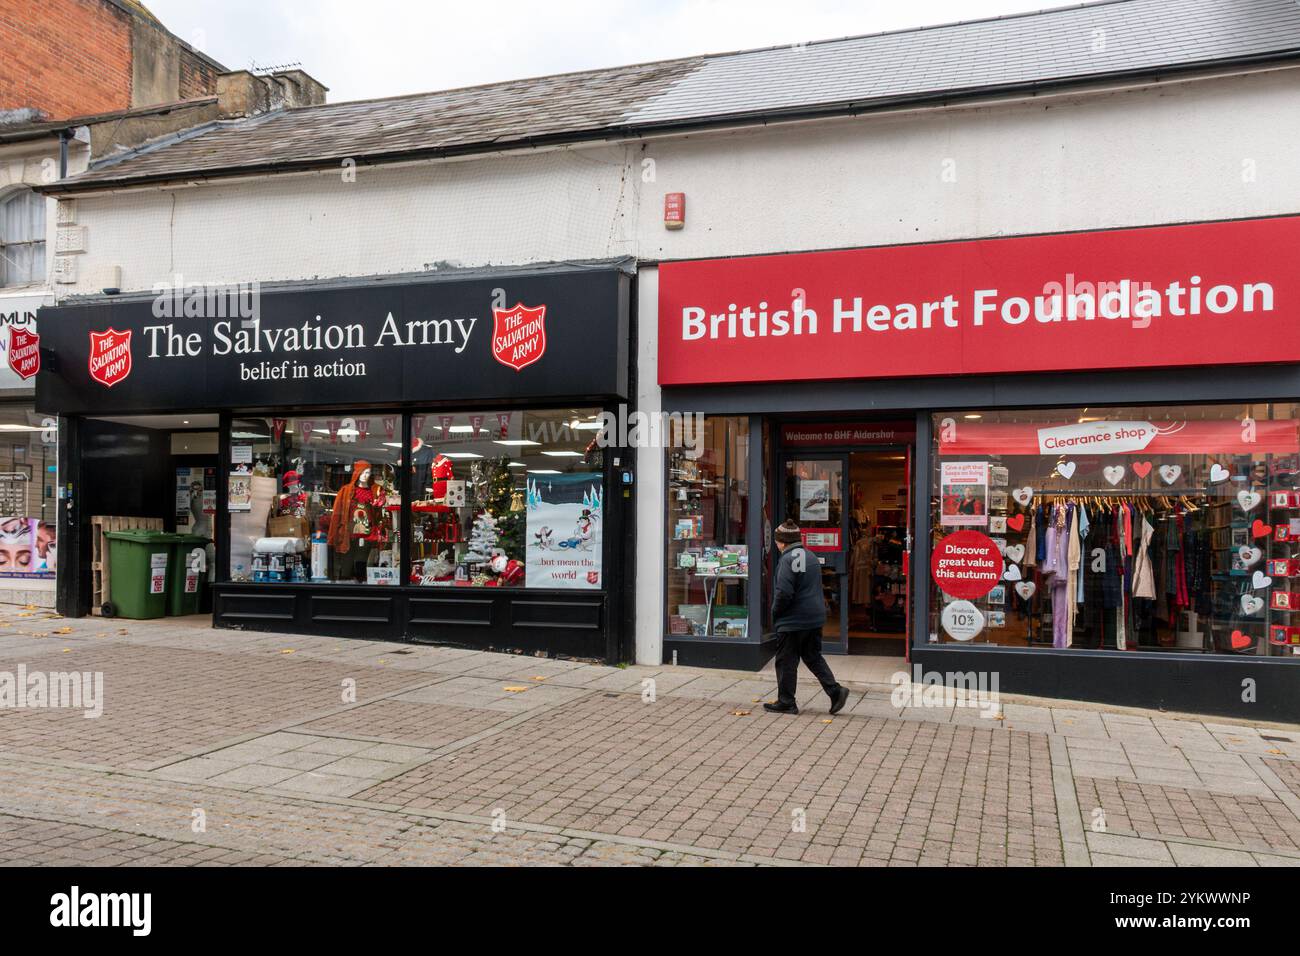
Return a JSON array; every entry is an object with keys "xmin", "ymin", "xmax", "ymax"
[
  {"xmin": 491, "ymin": 303, "xmax": 547, "ymax": 371},
  {"xmin": 7, "ymin": 328, "xmax": 39, "ymax": 380},
  {"xmin": 88, "ymin": 328, "xmax": 132, "ymax": 387}
]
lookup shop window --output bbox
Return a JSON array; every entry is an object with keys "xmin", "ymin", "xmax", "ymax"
[
  {"xmin": 929, "ymin": 403, "xmax": 1300, "ymax": 657},
  {"xmin": 0, "ymin": 404, "xmax": 56, "ymax": 579},
  {"xmin": 0, "ymin": 189, "xmax": 46, "ymax": 287},
  {"xmin": 407, "ymin": 409, "xmax": 604, "ymax": 589},
  {"xmin": 666, "ymin": 416, "xmax": 750, "ymax": 639},
  {"xmin": 229, "ymin": 416, "xmax": 399, "ymax": 584}
]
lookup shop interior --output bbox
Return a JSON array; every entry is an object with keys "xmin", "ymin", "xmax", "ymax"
[
  {"xmin": 846, "ymin": 450, "xmax": 909, "ymax": 654},
  {"xmin": 78, "ymin": 413, "xmax": 219, "ymax": 615}
]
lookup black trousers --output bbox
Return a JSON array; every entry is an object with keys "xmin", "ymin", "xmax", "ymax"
[{"xmin": 774, "ymin": 627, "xmax": 842, "ymax": 707}]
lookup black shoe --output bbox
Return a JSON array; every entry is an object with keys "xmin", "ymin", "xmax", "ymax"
[
  {"xmin": 829, "ymin": 686, "xmax": 850, "ymax": 715},
  {"xmin": 763, "ymin": 702, "xmax": 799, "ymax": 715}
]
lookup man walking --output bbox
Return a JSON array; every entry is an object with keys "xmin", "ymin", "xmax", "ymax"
[{"xmin": 764, "ymin": 520, "xmax": 850, "ymax": 716}]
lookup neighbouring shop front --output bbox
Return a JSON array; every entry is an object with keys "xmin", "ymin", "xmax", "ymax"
[
  {"xmin": 0, "ymin": 289, "xmax": 56, "ymax": 608},
  {"xmin": 654, "ymin": 214, "xmax": 1300, "ymax": 720},
  {"xmin": 36, "ymin": 262, "xmax": 633, "ymax": 662}
]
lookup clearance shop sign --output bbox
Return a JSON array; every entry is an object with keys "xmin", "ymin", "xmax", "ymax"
[{"xmin": 657, "ymin": 216, "xmax": 1300, "ymax": 386}]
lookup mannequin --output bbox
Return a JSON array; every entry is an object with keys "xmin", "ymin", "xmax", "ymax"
[
  {"xmin": 430, "ymin": 453, "xmax": 454, "ymax": 501},
  {"xmin": 328, "ymin": 460, "xmax": 386, "ymax": 581},
  {"xmin": 276, "ymin": 470, "xmax": 309, "ymax": 518}
]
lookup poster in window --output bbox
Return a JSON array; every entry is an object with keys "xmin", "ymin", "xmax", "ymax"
[
  {"xmin": 799, "ymin": 480, "xmax": 830, "ymax": 521},
  {"xmin": 176, "ymin": 467, "xmax": 216, "ymax": 536},
  {"xmin": 228, "ymin": 472, "xmax": 253, "ymax": 512},
  {"xmin": 940, "ymin": 462, "xmax": 989, "ymax": 527},
  {"xmin": 525, "ymin": 472, "xmax": 602, "ymax": 588},
  {"xmin": 0, "ymin": 516, "xmax": 55, "ymax": 578}
]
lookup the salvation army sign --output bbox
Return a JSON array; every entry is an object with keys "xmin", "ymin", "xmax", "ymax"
[
  {"xmin": 88, "ymin": 328, "xmax": 132, "ymax": 387},
  {"xmin": 492, "ymin": 303, "xmax": 547, "ymax": 371},
  {"xmin": 657, "ymin": 215, "xmax": 1300, "ymax": 385},
  {"xmin": 36, "ymin": 270, "xmax": 629, "ymax": 415},
  {"xmin": 930, "ymin": 530, "xmax": 1001, "ymax": 600},
  {"xmin": 6, "ymin": 327, "xmax": 39, "ymax": 380}
]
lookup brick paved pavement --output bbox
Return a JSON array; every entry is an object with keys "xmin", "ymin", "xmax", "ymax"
[{"xmin": 0, "ymin": 605, "xmax": 1297, "ymax": 867}]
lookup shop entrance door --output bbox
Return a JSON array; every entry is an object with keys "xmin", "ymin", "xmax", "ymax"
[
  {"xmin": 781, "ymin": 447, "xmax": 912, "ymax": 656},
  {"xmin": 782, "ymin": 454, "xmax": 849, "ymax": 654}
]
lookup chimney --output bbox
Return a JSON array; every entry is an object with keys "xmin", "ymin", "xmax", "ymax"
[{"xmin": 216, "ymin": 69, "xmax": 328, "ymax": 119}]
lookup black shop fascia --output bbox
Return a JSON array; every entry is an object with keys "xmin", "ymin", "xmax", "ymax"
[{"xmin": 36, "ymin": 262, "xmax": 635, "ymax": 663}]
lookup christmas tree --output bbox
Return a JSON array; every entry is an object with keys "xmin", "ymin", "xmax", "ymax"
[
  {"xmin": 481, "ymin": 456, "xmax": 524, "ymax": 559},
  {"xmin": 464, "ymin": 512, "xmax": 499, "ymax": 564}
]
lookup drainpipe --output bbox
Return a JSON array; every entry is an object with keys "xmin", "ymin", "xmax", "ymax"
[{"xmin": 58, "ymin": 128, "xmax": 68, "ymax": 179}]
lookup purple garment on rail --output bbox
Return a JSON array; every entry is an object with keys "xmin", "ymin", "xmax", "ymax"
[{"xmin": 1042, "ymin": 511, "xmax": 1072, "ymax": 648}]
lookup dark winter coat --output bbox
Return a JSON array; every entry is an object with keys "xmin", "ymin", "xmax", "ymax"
[{"xmin": 771, "ymin": 545, "xmax": 826, "ymax": 632}]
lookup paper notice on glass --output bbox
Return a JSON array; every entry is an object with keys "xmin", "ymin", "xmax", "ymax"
[
  {"xmin": 228, "ymin": 474, "xmax": 253, "ymax": 512},
  {"xmin": 799, "ymin": 480, "xmax": 830, "ymax": 521},
  {"xmin": 940, "ymin": 462, "xmax": 990, "ymax": 527}
]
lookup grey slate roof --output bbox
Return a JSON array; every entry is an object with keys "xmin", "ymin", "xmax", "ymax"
[{"xmin": 47, "ymin": 0, "xmax": 1300, "ymax": 193}]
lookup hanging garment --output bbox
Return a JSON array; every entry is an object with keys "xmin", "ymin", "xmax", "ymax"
[
  {"xmin": 1034, "ymin": 504, "xmax": 1048, "ymax": 564},
  {"xmin": 850, "ymin": 534, "xmax": 874, "ymax": 604},
  {"xmin": 1025, "ymin": 506, "xmax": 1038, "ymax": 569},
  {"xmin": 1172, "ymin": 509, "xmax": 1189, "ymax": 609},
  {"xmin": 1064, "ymin": 505, "xmax": 1080, "ymax": 646},
  {"xmin": 1043, "ymin": 507, "xmax": 1071, "ymax": 649},
  {"xmin": 1132, "ymin": 516, "xmax": 1156, "ymax": 599},
  {"xmin": 1075, "ymin": 506, "xmax": 1090, "ymax": 604}
]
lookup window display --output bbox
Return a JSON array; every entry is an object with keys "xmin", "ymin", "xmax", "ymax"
[
  {"xmin": 229, "ymin": 416, "xmax": 398, "ymax": 584},
  {"xmin": 407, "ymin": 409, "xmax": 603, "ymax": 589},
  {"xmin": 666, "ymin": 416, "xmax": 749, "ymax": 638},
  {"xmin": 929, "ymin": 403, "xmax": 1300, "ymax": 657}
]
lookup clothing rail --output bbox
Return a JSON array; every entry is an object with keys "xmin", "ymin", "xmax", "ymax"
[{"xmin": 1028, "ymin": 488, "xmax": 1224, "ymax": 496}]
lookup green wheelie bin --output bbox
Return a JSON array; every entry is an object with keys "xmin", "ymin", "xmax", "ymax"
[
  {"xmin": 167, "ymin": 533, "xmax": 211, "ymax": 616},
  {"xmin": 103, "ymin": 530, "xmax": 179, "ymax": 619}
]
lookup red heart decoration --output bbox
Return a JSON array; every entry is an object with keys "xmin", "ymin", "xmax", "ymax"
[
  {"xmin": 1252, "ymin": 519, "xmax": 1273, "ymax": 538},
  {"xmin": 1230, "ymin": 630, "xmax": 1252, "ymax": 650},
  {"xmin": 1132, "ymin": 461, "xmax": 1152, "ymax": 479},
  {"xmin": 1007, "ymin": 514, "xmax": 1026, "ymax": 533}
]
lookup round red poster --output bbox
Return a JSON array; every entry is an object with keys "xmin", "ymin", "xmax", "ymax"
[{"xmin": 930, "ymin": 530, "xmax": 1002, "ymax": 600}]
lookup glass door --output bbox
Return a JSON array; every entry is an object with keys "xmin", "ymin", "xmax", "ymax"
[{"xmin": 782, "ymin": 455, "xmax": 848, "ymax": 654}]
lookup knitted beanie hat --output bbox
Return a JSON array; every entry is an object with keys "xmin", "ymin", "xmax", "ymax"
[{"xmin": 775, "ymin": 520, "xmax": 802, "ymax": 544}]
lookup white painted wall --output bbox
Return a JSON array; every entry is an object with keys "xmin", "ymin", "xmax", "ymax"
[
  {"xmin": 634, "ymin": 67, "xmax": 1300, "ymax": 263},
  {"xmin": 60, "ymin": 145, "xmax": 640, "ymax": 294},
  {"xmin": 51, "ymin": 66, "xmax": 1300, "ymax": 664}
]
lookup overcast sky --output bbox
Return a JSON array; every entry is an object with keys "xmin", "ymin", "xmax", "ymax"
[{"xmin": 145, "ymin": 0, "xmax": 1060, "ymax": 103}]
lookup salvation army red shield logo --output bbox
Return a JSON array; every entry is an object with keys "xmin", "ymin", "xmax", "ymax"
[
  {"xmin": 7, "ymin": 327, "xmax": 39, "ymax": 380},
  {"xmin": 88, "ymin": 328, "xmax": 132, "ymax": 387},
  {"xmin": 491, "ymin": 303, "xmax": 547, "ymax": 371}
]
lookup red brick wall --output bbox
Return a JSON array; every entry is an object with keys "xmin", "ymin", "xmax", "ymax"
[
  {"xmin": 178, "ymin": 49, "xmax": 220, "ymax": 101},
  {"xmin": 0, "ymin": 0, "xmax": 134, "ymax": 119}
]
